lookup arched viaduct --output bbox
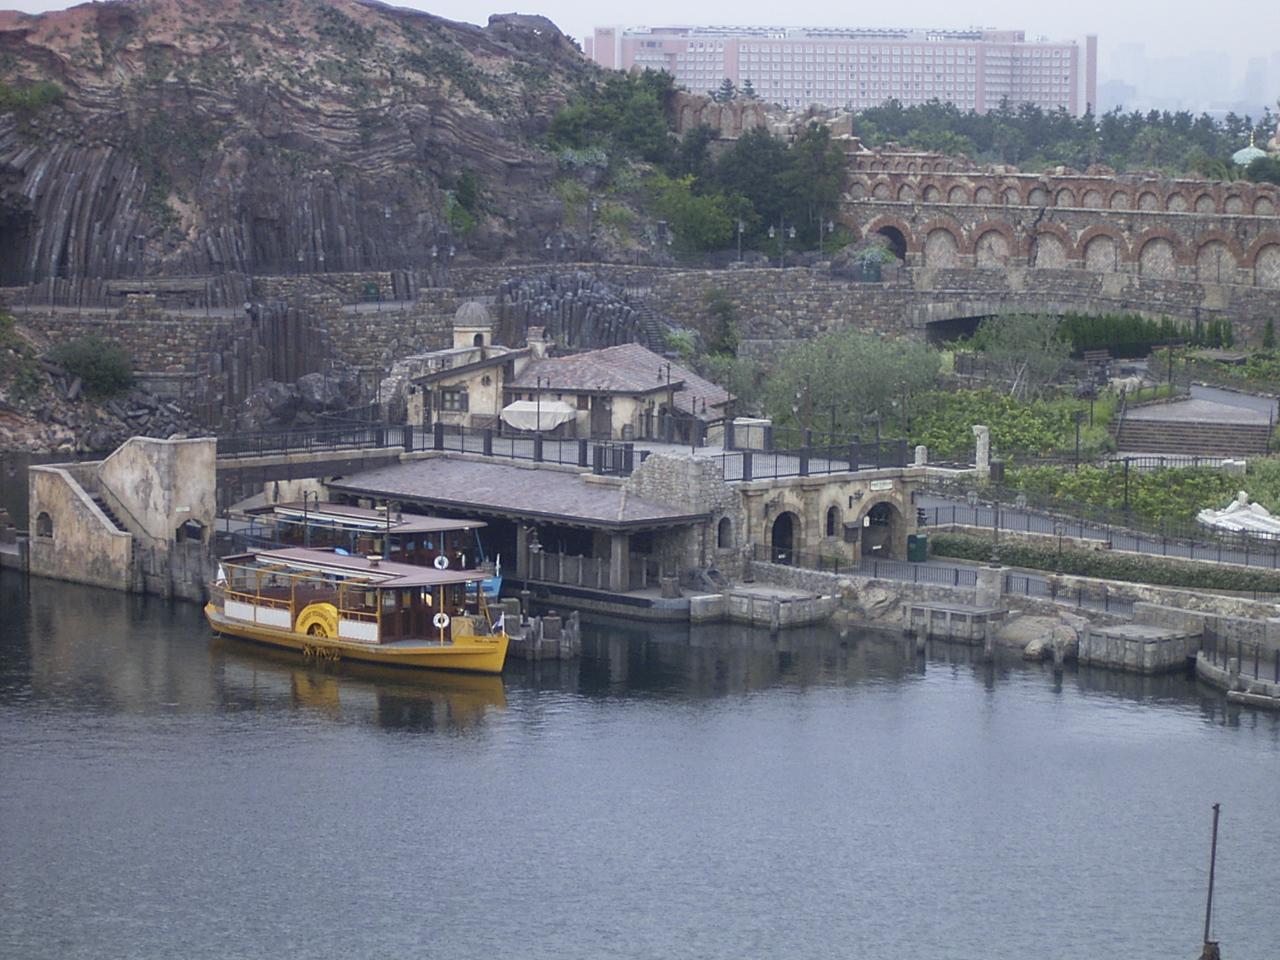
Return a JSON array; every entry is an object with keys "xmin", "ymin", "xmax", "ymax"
[{"xmin": 841, "ymin": 150, "xmax": 1280, "ymax": 328}]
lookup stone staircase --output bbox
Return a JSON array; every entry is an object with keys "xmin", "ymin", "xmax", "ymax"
[
  {"xmin": 1111, "ymin": 419, "xmax": 1272, "ymax": 457},
  {"xmin": 631, "ymin": 303, "xmax": 669, "ymax": 353},
  {"xmin": 91, "ymin": 495, "xmax": 127, "ymax": 532}
]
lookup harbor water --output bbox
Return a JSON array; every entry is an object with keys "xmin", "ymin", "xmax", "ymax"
[{"xmin": 1, "ymin": 570, "xmax": 1277, "ymax": 959}]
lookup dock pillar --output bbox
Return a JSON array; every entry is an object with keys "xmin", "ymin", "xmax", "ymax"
[{"xmin": 609, "ymin": 533, "xmax": 631, "ymax": 592}]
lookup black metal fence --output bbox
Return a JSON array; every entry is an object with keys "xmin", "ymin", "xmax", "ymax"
[
  {"xmin": 1002, "ymin": 572, "xmax": 1135, "ymax": 615},
  {"xmin": 922, "ymin": 478, "xmax": 1280, "ymax": 570},
  {"xmin": 748, "ymin": 543, "xmax": 978, "ymax": 586},
  {"xmin": 1201, "ymin": 631, "xmax": 1280, "ymax": 685},
  {"xmin": 215, "ymin": 423, "xmax": 408, "ymax": 458}
]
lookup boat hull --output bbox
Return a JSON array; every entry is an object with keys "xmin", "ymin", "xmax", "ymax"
[{"xmin": 204, "ymin": 604, "xmax": 508, "ymax": 674}]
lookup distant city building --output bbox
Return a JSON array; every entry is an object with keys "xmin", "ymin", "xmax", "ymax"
[{"xmin": 587, "ymin": 25, "xmax": 1098, "ymax": 116}]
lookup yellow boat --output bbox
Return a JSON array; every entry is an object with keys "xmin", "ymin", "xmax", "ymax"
[{"xmin": 205, "ymin": 547, "xmax": 509, "ymax": 674}]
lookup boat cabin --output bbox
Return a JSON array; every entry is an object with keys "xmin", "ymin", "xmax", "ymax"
[
  {"xmin": 239, "ymin": 502, "xmax": 486, "ymax": 571},
  {"xmin": 216, "ymin": 547, "xmax": 497, "ymax": 645}
]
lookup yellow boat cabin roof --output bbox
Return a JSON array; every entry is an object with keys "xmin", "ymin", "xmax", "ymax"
[{"xmin": 221, "ymin": 547, "xmax": 487, "ymax": 588}]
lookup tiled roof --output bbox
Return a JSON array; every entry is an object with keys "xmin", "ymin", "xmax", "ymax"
[
  {"xmin": 329, "ymin": 457, "xmax": 706, "ymax": 529},
  {"xmin": 508, "ymin": 343, "xmax": 732, "ymax": 421}
]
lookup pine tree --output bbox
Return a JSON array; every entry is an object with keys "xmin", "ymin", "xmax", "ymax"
[
  {"xmin": 715, "ymin": 77, "xmax": 737, "ymax": 103},
  {"xmin": 741, "ymin": 78, "xmax": 757, "ymax": 100}
]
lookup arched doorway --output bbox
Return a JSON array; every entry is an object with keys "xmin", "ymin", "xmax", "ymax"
[
  {"xmin": 861, "ymin": 502, "xmax": 901, "ymax": 558},
  {"xmin": 771, "ymin": 511, "xmax": 798, "ymax": 564},
  {"xmin": 717, "ymin": 516, "xmax": 733, "ymax": 549},
  {"xmin": 875, "ymin": 226, "xmax": 908, "ymax": 261}
]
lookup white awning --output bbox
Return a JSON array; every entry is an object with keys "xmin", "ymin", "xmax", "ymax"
[
  {"xmin": 500, "ymin": 400, "xmax": 577, "ymax": 432},
  {"xmin": 1197, "ymin": 492, "xmax": 1280, "ymax": 539}
]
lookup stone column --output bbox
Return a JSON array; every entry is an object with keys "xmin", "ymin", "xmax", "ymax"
[
  {"xmin": 914, "ymin": 445, "xmax": 928, "ymax": 467},
  {"xmin": 516, "ymin": 524, "xmax": 530, "ymax": 579},
  {"xmin": 975, "ymin": 563, "xmax": 1004, "ymax": 609},
  {"xmin": 609, "ymin": 532, "xmax": 631, "ymax": 592},
  {"xmin": 973, "ymin": 425, "xmax": 990, "ymax": 482}
]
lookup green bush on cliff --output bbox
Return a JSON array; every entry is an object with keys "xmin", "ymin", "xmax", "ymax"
[
  {"xmin": 930, "ymin": 532, "xmax": 1280, "ymax": 593},
  {"xmin": 48, "ymin": 336, "xmax": 134, "ymax": 398},
  {"xmin": 0, "ymin": 80, "xmax": 64, "ymax": 118}
]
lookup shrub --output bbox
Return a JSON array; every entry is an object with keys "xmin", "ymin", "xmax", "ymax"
[
  {"xmin": 930, "ymin": 532, "xmax": 1280, "ymax": 592},
  {"xmin": 48, "ymin": 336, "xmax": 134, "ymax": 398}
]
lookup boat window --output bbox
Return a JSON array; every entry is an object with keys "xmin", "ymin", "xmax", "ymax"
[{"xmin": 382, "ymin": 592, "xmax": 396, "ymax": 610}]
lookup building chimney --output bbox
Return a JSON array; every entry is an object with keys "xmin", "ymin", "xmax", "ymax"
[{"xmin": 367, "ymin": 554, "xmax": 382, "ymax": 568}]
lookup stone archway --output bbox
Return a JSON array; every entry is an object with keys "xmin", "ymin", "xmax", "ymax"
[
  {"xmin": 860, "ymin": 501, "xmax": 903, "ymax": 559},
  {"xmin": 874, "ymin": 225, "xmax": 909, "ymax": 261},
  {"xmin": 771, "ymin": 511, "xmax": 799, "ymax": 565}
]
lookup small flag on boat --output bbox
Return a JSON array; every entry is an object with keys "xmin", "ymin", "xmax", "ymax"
[
  {"xmin": 492, "ymin": 613, "xmax": 504, "ymax": 634},
  {"xmin": 215, "ymin": 563, "xmax": 227, "ymax": 585}
]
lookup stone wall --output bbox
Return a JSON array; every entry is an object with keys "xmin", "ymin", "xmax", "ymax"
[
  {"xmin": 623, "ymin": 453, "xmax": 744, "ymax": 576},
  {"xmin": 28, "ymin": 465, "xmax": 134, "ymax": 592}
]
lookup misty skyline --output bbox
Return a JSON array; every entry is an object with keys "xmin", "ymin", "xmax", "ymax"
[{"xmin": 6, "ymin": 0, "xmax": 1278, "ymax": 114}]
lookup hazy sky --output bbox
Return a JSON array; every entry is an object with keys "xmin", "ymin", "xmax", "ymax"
[{"xmin": 6, "ymin": 0, "xmax": 1278, "ymax": 79}]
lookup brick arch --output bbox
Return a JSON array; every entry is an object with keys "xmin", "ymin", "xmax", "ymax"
[
  {"xmin": 919, "ymin": 218, "xmax": 965, "ymax": 267},
  {"xmin": 1107, "ymin": 188, "xmax": 1131, "ymax": 209},
  {"xmin": 973, "ymin": 184, "xmax": 995, "ymax": 203},
  {"xmin": 1192, "ymin": 230, "xmax": 1245, "ymax": 265},
  {"xmin": 869, "ymin": 176, "xmax": 894, "ymax": 200},
  {"xmin": 896, "ymin": 182, "xmax": 917, "ymax": 202},
  {"xmin": 1054, "ymin": 187, "xmax": 1076, "ymax": 207},
  {"xmin": 1028, "ymin": 222, "xmax": 1074, "ymax": 267},
  {"xmin": 1223, "ymin": 192, "xmax": 1247, "ymax": 214},
  {"xmin": 1075, "ymin": 225, "xmax": 1130, "ymax": 262},
  {"xmin": 1026, "ymin": 183, "xmax": 1050, "ymax": 206},
  {"xmin": 1244, "ymin": 233, "xmax": 1280, "ymax": 269},
  {"xmin": 970, "ymin": 220, "xmax": 1021, "ymax": 262},
  {"xmin": 862, "ymin": 215, "xmax": 918, "ymax": 255},
  {"xmin": 1136, "ymin": 189, "xmax": 1162, "ymax": 211},
  {"xmin": 905, "ymin": 161, "xmax": 918, "ymax": 174},
  {"xmin": 1165, "ymin": 190, "xmax": 1190, "ymax": 212},
  {"xmin": 1256, "ymin": 195, "xmax": 1276, "ymax": 216},
  {"xmin": 1080, "ymin": 188, "xmax": 1104, "ymax": 208},
  {"xmin": 945, "ymin": 183, "xmax": 971, "ymax": 203},
  {"xmin": 1002, "ymin": 184, "xmax": 1023, "ymax": 205},
  {"xmin": 1193, "ymin": 191, "xmax": 1217, "ymax": 213},
  {"xmin": 1128, "ymin": 227, "xmax": 1187, "ymax": 265}
]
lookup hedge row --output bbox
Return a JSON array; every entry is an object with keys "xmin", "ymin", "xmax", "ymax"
[{"xmin": 929, "ymin": 532, "xmax": 1280, "ymax": 593}]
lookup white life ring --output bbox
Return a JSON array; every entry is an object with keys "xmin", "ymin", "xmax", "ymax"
[
  {"xmin": 433, "ymin": 612, "xmax": 451, "ymax": 630},
  {"xmin": 433, "ymin": 555, "xmax": 450, "ymax": 570}
]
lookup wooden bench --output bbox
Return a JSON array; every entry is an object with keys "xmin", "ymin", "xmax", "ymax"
[{"xmin": 1082, "ymin": 349, "xmax": 1112, "ymax": 366}]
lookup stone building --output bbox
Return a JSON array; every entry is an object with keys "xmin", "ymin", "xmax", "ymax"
[
  {"xmin": 505, "ymin": 342, "xmax": 732, "ymax": 443},
  {"xmin": 380, "ymin": 301, "xmax": 533, "ymax": 427},
  {"xmin": 28, "ymin": 437, "xmax": 216, "ymax": 600}
]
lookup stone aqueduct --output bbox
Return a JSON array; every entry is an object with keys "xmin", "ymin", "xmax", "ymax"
[{"xmin": 842, "ymin": 150, "xmax": 1280, "ymax": 290}]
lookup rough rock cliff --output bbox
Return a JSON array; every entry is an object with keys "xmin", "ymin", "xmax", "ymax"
[{"xmin": 0, "ymin": 0, "xmax": 592, "ymax": 283}]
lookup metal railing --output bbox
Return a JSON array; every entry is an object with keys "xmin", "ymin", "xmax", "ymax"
[
  {"xmin": 748, "ymin": 544, "xmax": 978, "ymax": 586},
  {"xmin": 1002, "ymin": 572, "xmax": 1135, "ymax": 615},
  {"xmin": 1202, "ymin": 631, "xmax": 1280, "ymax": 685},
  {"xmin": 216, "ymin": 423, "xmax": 406, "ymax": 458},
  {"xmin": 922, "ymin": 476, "xmax": 1280, "ymax": 568}
]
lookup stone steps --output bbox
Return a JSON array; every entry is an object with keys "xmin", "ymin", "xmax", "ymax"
[
  {"xmin": 91, "ymin": 496, "xmax": 126, "ymax": 532},
  {"xmin": 1112, "ymin": 418, "xmax": 1272, "ymax": 456}
]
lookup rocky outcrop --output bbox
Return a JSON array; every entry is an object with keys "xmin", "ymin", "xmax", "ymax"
[
  {"xmin": 494, "ymin": 271, "xmax": 669, "ymax": 350},
  {"xmin": 0, "ymin": 0, "xmax": 594, "ymax": 285}
]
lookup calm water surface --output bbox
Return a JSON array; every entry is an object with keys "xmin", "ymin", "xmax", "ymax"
[{"xmin": 1, "ymin": 571, "xmax": 1277, "ymax": 959}]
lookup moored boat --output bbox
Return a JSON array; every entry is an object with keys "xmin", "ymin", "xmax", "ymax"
[{"xmin": 205, "ymin": 547, "xmax": 509, "ymax": 673}]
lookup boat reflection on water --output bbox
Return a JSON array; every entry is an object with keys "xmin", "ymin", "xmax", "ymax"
[{"xmin": 211, "ymin": 633, "xmax": 506, "ymax": 730}]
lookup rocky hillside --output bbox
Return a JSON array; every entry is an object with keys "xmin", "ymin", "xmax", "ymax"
[{"xmin": 0, "ymin": 0, "xmax": 593, "ymax": 283}]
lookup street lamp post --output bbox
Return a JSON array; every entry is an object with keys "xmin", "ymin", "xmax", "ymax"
[
  {"xmin": 301, "ymin": 490, "xmax": 319, "ymax": 546},
  {"xmin": 736, "ymin": 219, "xmax": 744, "ymax": 263},
  {"xmin": 1074, "ymin": 410, "xmax": 1085, "ymax": 470},
  {"xmin": 767, "ymin": 221, "xmax": 796, "ymax": 270}
]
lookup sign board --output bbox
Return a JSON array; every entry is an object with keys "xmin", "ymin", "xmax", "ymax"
[{"xmin": 869, "ymin": 479, "xmax": 895, "ymax": 492}]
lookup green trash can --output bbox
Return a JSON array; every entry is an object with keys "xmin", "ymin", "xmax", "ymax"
[{"xmin": 907, "ymin": 533, "xmax": 928, "ymax": 563}]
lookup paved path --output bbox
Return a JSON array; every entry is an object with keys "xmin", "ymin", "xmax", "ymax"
[{"xmin": 1126, "ymin": 396, "xmax": 1271, "ymax": 424}]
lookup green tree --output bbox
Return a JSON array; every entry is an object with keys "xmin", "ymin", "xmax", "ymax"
[
  {"xmin": 646, "ymin": 173, "xmax": 734, "ymax": 251},
  {"xmin": 761, "ymin": 330, "xmax": 939, "ymax": 433},
  {"xmin": 780, "ymin": 123, "xmax": 846, "ymax": 241},
  {"xmin": 970, "ymin": 314, "xmax": 1070, "ymax": 400},
  {"xmin": 713, "ymin": 78, "xmax": 737, "ymax": 103},
  {"xmin": 1245, "ymin": 155, "xmax": 1280, "ymax": 186},
  {"xmin": 740, "ymin": 78, "xmax": 758, "ymax": 100}
]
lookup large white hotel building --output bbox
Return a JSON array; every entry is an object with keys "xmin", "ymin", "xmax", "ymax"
[{"xmin": 587, "ymin": 26, "xmax": 1098, "ymax": 117}]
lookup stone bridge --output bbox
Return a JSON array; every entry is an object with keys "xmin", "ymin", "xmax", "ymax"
[{"xmin": 840, "ymin": 149, "xmax": 1280, "ymax": 326}]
